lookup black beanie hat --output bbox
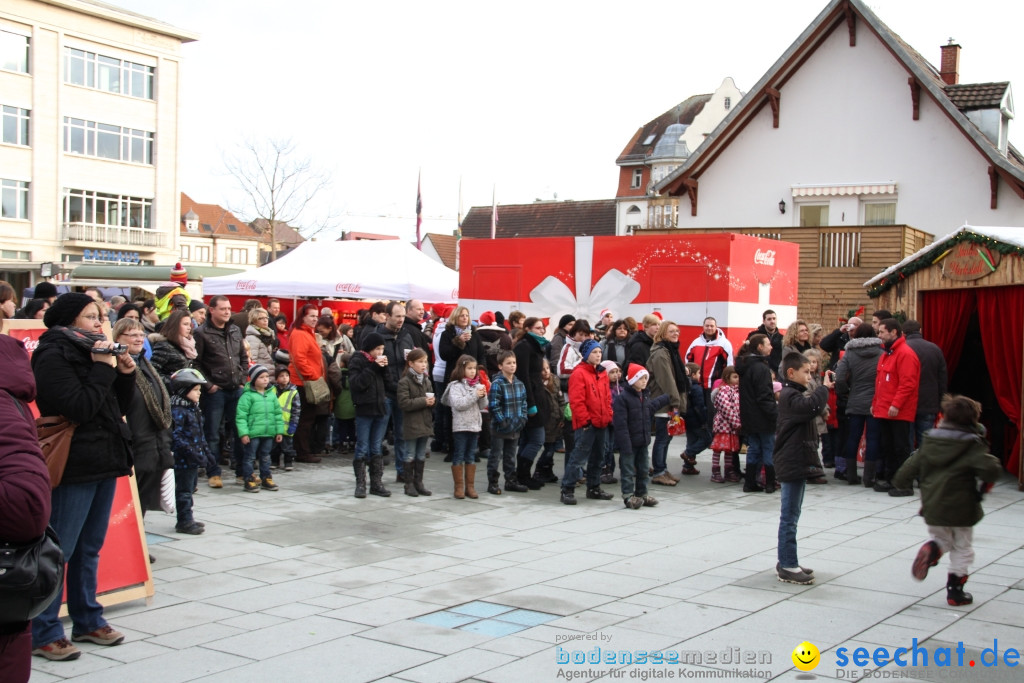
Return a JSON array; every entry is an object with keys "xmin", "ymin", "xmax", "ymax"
[
  {"xmin": 558, "ymin": 314, "xmax": 576, "ymax": 330},
  {"xmin": 361, "ymin": 332, "xmax": 386, "ymax": 353},
  {"xmin": 34, "ymin": 281, "xmax": 58, "ymax": 300},
  {"xmin": 43, "ymin": 293, "xmax": 97, "ymax": 328}
]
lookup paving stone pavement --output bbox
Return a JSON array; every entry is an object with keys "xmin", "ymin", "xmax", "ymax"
[{"xmin": 32, "ymin": 443, "xmax": 1024, "ymax": 683}]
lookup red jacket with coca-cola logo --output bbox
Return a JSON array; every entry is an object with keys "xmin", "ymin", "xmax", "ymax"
[
  {"xmin": 568, "ymin": 361, "xmax": 613, "ymax": 430},
  {"xmin": 871, "ymin": 335, "xmax": 920, "ymax": 422}
]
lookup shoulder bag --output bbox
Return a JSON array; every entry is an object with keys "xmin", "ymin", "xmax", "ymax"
[
  {"xmin": 35, "ymin": 416, "xmax": 77, "ymax": 489},
  {"xmin": 294, "ymin": 359, "xmax": 331, "ymax": 406},
  {"xmin": 0, "ymin": 526, "xmax": 65, "ymax": 622}
]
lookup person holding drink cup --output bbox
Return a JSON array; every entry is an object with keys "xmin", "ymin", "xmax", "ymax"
[{"xmin": 397, "ymin": 348, "xmax": 434, "ymax": 497}]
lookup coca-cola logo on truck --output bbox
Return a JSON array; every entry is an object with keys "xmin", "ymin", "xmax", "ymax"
[
  {"xmin": 335, "ymin": 283, "xmax": 361, "ymax": 293},
  {"xmin": 21, "ymin": 336, "xmax": 40, "ymax": 353},
  {"xmin": 236, "ymin": 280, "xmax": 258, "ymax": 291},
  {"xmin": 754, "ymin": 249, "xmax": 776, "ymax": 266}
]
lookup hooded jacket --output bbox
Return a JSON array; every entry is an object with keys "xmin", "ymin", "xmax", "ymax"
[
  {"xmin": 646, "ymin": 343, "xmax": 688, "ymax": 416},
  {"xmin": 834, "ymin": 336, "xmax": 883, "ymax": 416},
  {"xmin": 626, "ymin": 330, "xmax": 654, "ymax": 367},
  {"xmin": 613, "ymin": 383, "xmax": 670, "ymax": 452},
  {"xmin": 236, "ymin": 383, "xmax": 286, "ymax": 439},
  {"xmin": 397, "ymin": 369, "xmax": 434, "ymax": 440},
  {"xmin": 444, "ymin": 379, "xmax": 487, "ymax": 433},
  {"xmin": 568, "ymin": 361, "xmax": 613, "ymax": 430},
  {"xmin": 514, "ymin": 333, "xmax": 551, "ymax": 429},
  {"xmin": 685, "ymin": 330, "xmax": 734, "ymax": 390},
  {"xmin": 149, "ymin": 333, "xmax": 193, "ymax": 382},
  {"xmin": 736, "ymin": 352, "xmax": 777, "ymax": 434},
  {"xmin": 32, "ymin": 328, "xmax": 134, "ymax": 485},
  {"xmin": 773, "ymin": 380, "xmax": 829, "ymax": 482},
  {"xmin": 349, "ymin": 350, "xmax": 387, "ymax": 417},
  {"xmin": 872, "ymin": 335, "xmax": 920, "ymax": 421},
  {"xmin": 892, "ymin": 424, "xmax": 1002, "ymax": 527}
]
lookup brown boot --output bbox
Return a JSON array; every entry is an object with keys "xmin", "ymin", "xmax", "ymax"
[
  {"xmin": 452, "ymin": 464, "xmax": 465, "ymax": 499},
  {"xmin": 413, "ymin": 460, "xmax": 432, "ymax": 496},
  {"xmin": 465, "ymin": 463, "xmax": 478, "ymax": 499}
]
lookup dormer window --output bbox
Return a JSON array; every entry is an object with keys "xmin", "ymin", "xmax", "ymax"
[
  {"xmin": 184, "ymin": 209, "xmax": 198, "ymax": 233},
  {"xmin": 724, "ymin": 97, "xmax": 731, "ymax": 110}
]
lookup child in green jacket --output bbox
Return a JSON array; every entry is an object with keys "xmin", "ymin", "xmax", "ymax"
[
  {"xmin": 894, "ymin": 394, "xmax": 1002, "ymax": 606},
  {"xmin": 236, "ymin": 365, "xmax": 286, "ymax": 492}
]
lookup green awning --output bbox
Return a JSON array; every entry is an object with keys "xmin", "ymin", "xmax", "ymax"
[{"xmin": 69, "ymin": 265, "xmax": 245, "ymax": 282}]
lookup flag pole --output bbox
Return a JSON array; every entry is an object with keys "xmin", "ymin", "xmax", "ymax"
[
  {"xmin": 490, "ymin": 184, "xmax": 497, "ymax": 239},
  {"xmin": 415, "ymin": 168, "xmax": 423, "ymax": 250}
]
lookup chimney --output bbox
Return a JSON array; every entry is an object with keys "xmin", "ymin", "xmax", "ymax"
[{"xmin": 939, "ymin": 39, "xmax": 960, "ymax": 85}]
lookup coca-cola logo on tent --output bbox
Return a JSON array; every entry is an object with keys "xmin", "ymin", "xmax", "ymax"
[
  {"xmin": 236, "ymin": 280, "xmax": 258, "ymax": 291},
  {"xmin": 335, "ymin": 283, "xmax": 362, "ymax": 293}
]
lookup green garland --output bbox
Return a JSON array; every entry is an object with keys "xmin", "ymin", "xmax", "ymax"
[{"xmin": 867, "ymin": 230, "xmax": 1024, "ymax": 298}]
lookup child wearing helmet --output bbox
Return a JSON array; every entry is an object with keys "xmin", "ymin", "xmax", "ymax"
[{"xmin": 169, "ymin": 368, "xmax": 212, "ymax": 534}]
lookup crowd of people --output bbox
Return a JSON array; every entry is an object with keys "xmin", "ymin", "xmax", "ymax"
[{"xmin": 0, "ymin": 276, "xmax": 1005, "ymax": 673}]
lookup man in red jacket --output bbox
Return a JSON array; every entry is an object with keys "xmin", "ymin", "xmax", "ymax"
[
  {"xmin": 871, "ymin": 319, "xmax": 920, "ymax": 497},
  {"xmin": 560, "ymin": 339, "xmax": 615, "ymax": 505}
]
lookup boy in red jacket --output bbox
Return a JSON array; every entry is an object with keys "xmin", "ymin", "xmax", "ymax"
[{"xmin": 560, "ymin": 340, "xmax": 614, "ymax": 505}]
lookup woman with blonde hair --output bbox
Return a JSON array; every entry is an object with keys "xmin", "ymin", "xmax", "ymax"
[
  {"xmin": 646, "ymin": 320, "xmax": 690, "ymax": 486},
  {"xmin": 780, "ymin": 319, "xmax": 812, "ymax": 374}
]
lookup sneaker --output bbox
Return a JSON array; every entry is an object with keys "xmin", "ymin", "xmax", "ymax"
[
  {"xmin": 586, "ymin": 487, "xmax": 614, "ymax": 500},
  {"xmin": 243, "ymin": 480, "xmax": 260, "ymax": 492},
  {"xmin": 261, "ymin": 477, "xmax": 279, "ymax": 491},
  {"xmin": 175, "ymin": 521, "xmax": 205, "ymax": 535},
  {"xmin": 207, "ymin": 475, "xmax": 223, "ymax": 489},
  {"xmin": 72, "ymin": 625, "xmax": 125, "ymax": 646},
  {"xmin": 235, "ymin": 476, "xmax": 244, "ymax": 485},
  {"xmin": 624, "ymin": 496, "xmax": 643, "ymax": 509},
  {"xmin": 777, "ymin": 566, "xmax": 814, "ymax": 585},
  {"xmin": 284, "ymin": 462, "xmax": 294, "ymax": 472},
  {"xmin": 600, "ymin": 473, "xmax": 618, "ymax": 485},
  {"xmin": 641, "ymin": 495, "xmax": 659, "ymax": 507},
  {"xmin": 560, "ymin": 488, "xmax": 577, "ymax": 505},
  {"xmin": 776, "ymin": 561, "xmax": 813, "ymax": 577},
  {"xmin": 33, "ymin": 637, "xmax": 82, "ymax": 661},
  {"xmin": 651, "ymin": 473, "xmax": 677, "ymax": 486},
  {"xmin": 912, "ymin": 541, "xmax": 942, "ymax": 581}
]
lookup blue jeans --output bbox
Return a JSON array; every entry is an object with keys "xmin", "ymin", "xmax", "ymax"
[
  {"xmin": 32, "ymin": 478, "xmax": 117, "ymax": 648},
  {"xmin": 844, "ymin": 413, "xmax": 881, "ymax": 472},
  {"xmin": 243, "ymin": 437, "xmax": 274, "ymax": 480},
  {"xmin": 490, "ymin": 431, "xmax": 519, "ymax": 477},
  {"xmin": 778, "ymin": 479, "xmax": 806, "ymax": 568},
  {"xmin": 538, "ymin": 441, "xmax": 558, "ymax": 471},
  {"xmin": 175, "ymin": 467, "xmax": 198, "ymax": 526},
  {"xmin": 200, "ymin": 386, "xmax": 243, "ymax": 478},
  {"xmin": 355, "ymin": 414, "xmax": 388, "ymax": 461},
  {"xmin": 517, "ymin": 425, "xmax": 545, "ymax": 463},
  {"xmin": 403, "ymin": 436, "xmax": 428, "ymax": 463},
  {"xmin": 620, "ymin": 444, "xmax": 651, "ymax": 498},
  {"xmin": 561, "ymin": 425, "xmax": 606, "ymax": 489},
  {"xmin": 385, "ymin": 395, "xmax": 406, "ymax": 474},
  {"xmin": 452, "ymin": 431, "xmax": 479, "ymax": 466},
  {"xmin": 651, "ymin": 416, "xmax": 672, "ymax": 476},
  {"xmin": 603, "ymin": 426, "xmax": 617, "ymax": 470},
  {"xmin": 746, "ymin": 432, "xmax": 775, "ymax": 467},
  {"xmin": 684, "ymin": 425, "xmax": 712, "ymax": 458},
  {"xmin": 913, "ymin": 413, "xmax": 936, "ymax": 451}
]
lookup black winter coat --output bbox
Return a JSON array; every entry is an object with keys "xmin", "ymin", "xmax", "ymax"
[
  {"xmin": 514, "ymin": 333, "xmax": 551, "ymax": 430},
  {"xmin": 818, "ymin": 327, "xmax": 849, "ymax": 372},
  {"xmin": 904, "ymin": 333, "xmax": 948, "ymax": 415},
  {"xmin": 349, "ymin": 351, "xmax": 387, "ymax": 417},
  {"xmin": 774, "ymin": 381, "xmax": 828, "ymax": 482},
  {"xmin": 626, "ymin": 331, "xmax": 654, "ymax": 367},
  {"xmin": 194, "ymin": 320, "xmax": 246, "ymax": 390},
  {"xmin": 149, "ymin": 335, "xmax": 193, "ymax": 383},
  {"xmin": 747, "ymin": 324, "xmax": 783, "ymax": 371},
  {"xmin": 439, "ymin": 324, "xmax": 486, "ymax": 382},
  {"xmin": 32, "ymin": 330, "xmax": 134, "ymax": 486},
  {"xmin": 613, "ymin": 384, "xmax": 670, "ymax": 453},
  {"xmin": 737, "ymin": 352, "xmax": 777, "ymax": 434}
]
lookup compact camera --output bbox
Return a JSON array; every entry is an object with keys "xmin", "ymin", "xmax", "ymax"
[{"xmin": 93, "ymin": 343, "xmax": 129, "ymax": 355}]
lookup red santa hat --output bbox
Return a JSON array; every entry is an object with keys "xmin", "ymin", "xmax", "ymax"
[
  {"xmin": 479, "ymin": 311, "xmax": 496, "ymax": 325},
  {"xmin": 626, "ymin": 363, "xmax": 649, "ymax": 386},
  {"xmin": 170, "ymin": 262, "xmax": 188, "ymax": 285},
  {"xmin": 600, "ymin": 308, "xmax": 613, "ymax": 320},
  {"xmin": 651, "ymin": 310, "xmax": 663, "ymax": 321}
]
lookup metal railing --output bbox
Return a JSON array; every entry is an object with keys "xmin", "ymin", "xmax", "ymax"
[{"xmin": 61, "ymin": 223, "xmax": 166, "ymax": 249}]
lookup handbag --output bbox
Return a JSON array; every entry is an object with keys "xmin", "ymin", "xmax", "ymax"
[
  {"xmin": 36, "ymin": 416, "xmax": 77, "ymax": 489},
  {"xmin": 294, "ymin": 361, "xmax": 331, "ymax": 406},
  {"xmin": 0, "ymin": 525, "xmax": 65, "ymax": 622}
]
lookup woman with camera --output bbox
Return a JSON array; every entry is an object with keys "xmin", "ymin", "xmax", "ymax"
[{"xmin": 30, "ymin": 293, "xmax": 135, "ymax": 661}]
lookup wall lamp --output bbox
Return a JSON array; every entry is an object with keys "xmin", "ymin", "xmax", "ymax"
[{"xmin": 778, "ymin": 199, "xmax": 787, "ymax": 214}]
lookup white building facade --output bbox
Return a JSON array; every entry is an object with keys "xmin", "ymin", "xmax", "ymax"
[{"xmin": 0, "ymin": 0, "xmax": 196, "ymax": 292}]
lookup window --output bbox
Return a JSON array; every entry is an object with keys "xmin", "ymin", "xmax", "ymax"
[
  {"xmin": 724, "ymin": 97, "xmax": 731, "ymax": 110},
  {"xmin": 63, "ymin": 188, "xmax": 152, "ymax": 229},
  {"xmin": 1, "ymin": 249, "xmax": 30, "ymax": 260},
  {"xmin": 201, "ymin": 223, "xmax": 212, "ymax": 232},
  {"xmin": 63, "ymin": 117, "xmax": 154, "ymax": 164},
  {"xmin": 819, "ymin": 231, "xmax": 861, "ymax": 268},
  {"xmin": 864, "ymin": 202, "xmax": 896, "ymax": 225},
  {"xmin": 2, "ymin": 105, "xmax": 29, "ymax": 146},
  {"xmin": 64, "ymin": 47, "xmax": 154, "ymax": 99},
  {"xmin": 226, "ymin": 248, "xmax": 248, "ymax": 264},
  {"xmin": 1, "ymin": 30, "xmax": 29, "ymax": 73},
  {"xmin": 642, "ymin": 134, "xmax": 656, "ymax": 145},
  {"xmin": 627, "ymin": 205, "xmax": 641, "ymax": 214},
  {"xmin": 1, "ymin": 179, "xmax": 29, "ymax": 219},
  {"xmin": 180, "ymin": 244, "xmax": 190, "ymax": 260},
  {"xmin": 631, "ymin": 168, "xmax": 643, "ymax": 189},
  {"xmin": 799, "ymin": 204, "xmax": 829, "ymax": 227},
  {"xmin": 194, "ymin": 245, "xmax": 210, "ymax": 261},
  {"xmin": 227, "ymin": 223, "xmax": 238, "ymax": 232}
]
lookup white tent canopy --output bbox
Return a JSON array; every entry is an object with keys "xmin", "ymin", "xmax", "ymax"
[{"xmin": 202, "ymin": 240, "xmax": 459, "ymax": 302}]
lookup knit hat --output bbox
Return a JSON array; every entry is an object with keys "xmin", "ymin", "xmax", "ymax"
[
  {"xmin": 34, "ymin": 281, "xmax": 58, "ymax": 300},
  {"xmin": 600, "ymin": 360, "xmax": 619, "ymax": 374},
  {"xmin": 479, "ymin": 311, "xmax": 496, "ymax": 326},
  {"xmin": 248, "ymin": 364, "xmax": 270, "ymax": 383},
  {"xmin": 188, "ymin": 299, "xmax": 206, "ymax": 313},
  {"xmin": 43, "ymin": 293, "xmax": 96, "ymax": 328},
  {"xmin": 494, "ymin": 311, "xmax": 506, "ymax": 328},
  {"xmin": 361, "ymin": 331, "xmax": 386, "ymax": 353},
  {"xmin": 558, "ymin": 314, "xmax": 576, "ymax": 330},
  {"xmin": 580, "ymin": 339, "xmax": 601, "ymax": 362},
  {"xmin": 627, "ymin": 364, "xmax": 649, "ymax": 386},
  {"xmin": 170, "ymin": 262, "xmax": 188, "ymax": 285}
]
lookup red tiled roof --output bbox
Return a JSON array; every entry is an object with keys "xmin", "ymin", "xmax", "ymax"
[
  {"xmin": 616, "ymin": 94, "xmax": 711, "ymax": 165},
  {"xmin": 180, "ymin": 192, "xmax": 262, "ymax": 240},
  {"xmin": 460, "ymin": 200, "xmax": 616, "ymax": 239},
  {"xmin": 424, "ymin": 233, "xmax": 457, "ymax": 270},
  {"xmin": 250, "ymin": 218, "xmax": 306, "ymax": 246},
  {"xmin": 944, "ymin": 82, "xmax": 1010, "ymax": 110}
]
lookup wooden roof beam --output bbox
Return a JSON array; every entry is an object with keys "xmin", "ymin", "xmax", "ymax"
[
  {"xmin": 683, "ymin": 178, "xmax": 698, "ymax": 216},
  {"xmin": 908, "ymin": 78, "xmax": 921, "ymax": 121},
  {"xmin": 846, "ymin": 3, "xmax": 856, "ymax": 46},
  {"xmin": 766, "ymin": 87, "xmax": 781, "ymax": 128}
]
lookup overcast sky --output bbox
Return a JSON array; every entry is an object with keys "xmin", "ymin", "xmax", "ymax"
[{"xmin": 113, "ymin": 0, "xmax": 1024, "ymax": 241}]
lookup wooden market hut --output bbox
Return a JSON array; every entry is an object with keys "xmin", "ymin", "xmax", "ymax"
[{"xmin": 865, "ymin": 225, "xmax": 1024, "ymax": 488}]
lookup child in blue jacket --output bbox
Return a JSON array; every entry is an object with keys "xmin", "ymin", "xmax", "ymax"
[
  {"xmin": 169, "ymin": 368, "xmax": 211, "ymax": 535},
  {"xmin": 613, "ymin": 364, "xmax": 670, "ymax": 509},
  {"xmin": 682, "ymin": 362, "xmax": 711, "ymax": 475}
]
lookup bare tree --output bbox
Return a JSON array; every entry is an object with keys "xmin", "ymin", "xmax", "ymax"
[{"xmin": 223, "ymin": 137, "xmax": 338, "ymax": 262}]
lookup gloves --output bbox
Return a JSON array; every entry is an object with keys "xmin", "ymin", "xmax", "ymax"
[{"xmin": 528, "ymin": 405, "xmax": 537, "ymax": 416}]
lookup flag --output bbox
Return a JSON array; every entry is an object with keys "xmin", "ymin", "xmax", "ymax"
[
  {"xmin": 490, "ymin": 185, "xmax": 498, "ymax": 239},
  {"xmin": 415, "ymin": 169, "xmax": 422, "ymax": 250},
  {"xmin": 457, "ymin": 176, "xmax": 463, "ymax": 239}
]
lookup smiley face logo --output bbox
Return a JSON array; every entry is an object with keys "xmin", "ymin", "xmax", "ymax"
[{"xmin": 792, "ymin": 641, "xmax": 820, "ymax": 671}]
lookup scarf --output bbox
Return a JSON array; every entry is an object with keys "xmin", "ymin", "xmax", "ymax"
[
  {"xmin": 133, "ymin": 353, "xmax": 172, "ymax": 430},
  {"xmin": 527, "ymin": 331, "xmax": 549, "ymax": 348},
  {"xmin": 409, "ymin": 368, "xmax": 426, "ymax": 384},
  {"xmin": 179, "ymin": 334, "xmax": 198, "ymax": 360},
  {"xmin": 659, "ymin": 339, "xmax": 689, "ymax": 395},
  {"xmin": 465, "ymin": 375, "xmax": 480, "ymax": 387}
]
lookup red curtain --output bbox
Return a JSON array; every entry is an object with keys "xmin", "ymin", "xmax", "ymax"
[
  {"xmin": 975, "ymin": 286, "xmax": 1023, "ymax": 476},
  {"xmin": 920, "ymin": 289, "xmax": 977, "ymax": 378}
]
